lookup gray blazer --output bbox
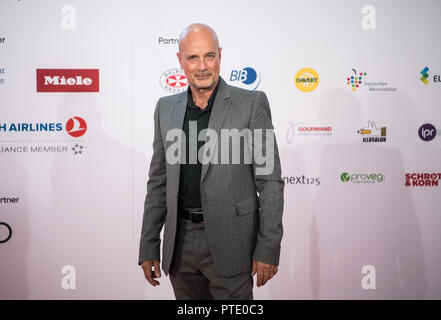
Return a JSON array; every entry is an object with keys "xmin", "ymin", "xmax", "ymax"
[{"xmin": 138, "ymin": 77, "xmax": 284, "ymax": 277}]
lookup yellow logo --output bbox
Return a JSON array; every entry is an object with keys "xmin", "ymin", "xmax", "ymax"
[{"xmin": 295, "ymin": 68, "xmax": 319, "ymax": 92}]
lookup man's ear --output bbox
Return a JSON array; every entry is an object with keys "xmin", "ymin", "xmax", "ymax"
[
  {"xmin": 177, "ymin": 52, "xmax": 183, "ymax": 68},
  {"xmin": 218, "ymin": 47, "xmax": 222, "ymax": 63}
]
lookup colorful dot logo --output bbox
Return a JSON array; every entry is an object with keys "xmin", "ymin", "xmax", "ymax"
[{"xmin": 347, "ymin": 69, "xmax": 367, "ymax": 91}]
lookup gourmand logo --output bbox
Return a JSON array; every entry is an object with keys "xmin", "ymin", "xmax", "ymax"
[
  {"xmin": 286, "ymin": 122, "xmax": 332, "ymax": 143},
  {"xmin": 36, "ymin": 69, "xmax": 99, "ymax": 92},
  {"xmin": 340, "ymin": 172, "xmax": 385, "ymax": 184}
]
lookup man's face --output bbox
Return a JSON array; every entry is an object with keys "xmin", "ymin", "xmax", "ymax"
[{"xmin": 177, "ymin": 29, "xmax": 222, "ymax": 91}]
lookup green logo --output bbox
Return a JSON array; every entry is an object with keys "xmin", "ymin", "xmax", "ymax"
[
  {"xmin": 340, "ymin": 172, "xmax": 385, "ymax": 183},
  {"xmin": 340, "ymin": 172, "xmax": 350, "ymax": 182}
]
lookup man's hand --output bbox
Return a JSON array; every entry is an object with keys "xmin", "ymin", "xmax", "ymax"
[
  {"xmin": 141, "ymin": 260, "xmax": 161, "ymax": 287},
  {"xmin": 251, "ymin": 260, "xmax": 278, "ymax": 287}
]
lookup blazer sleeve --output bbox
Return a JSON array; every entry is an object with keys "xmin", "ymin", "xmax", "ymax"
[
  {"xmin": 138, "ymin": 98, "xmax": 167, "ymax": 264},
  {"xmin": 249, "ymin": 91, "xmax": 285, "ymax": 266}
]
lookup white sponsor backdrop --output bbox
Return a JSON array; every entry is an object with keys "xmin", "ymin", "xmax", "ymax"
[{"xmin": 1, "ymin": 0, "xmax": 440, "ymax": 299}]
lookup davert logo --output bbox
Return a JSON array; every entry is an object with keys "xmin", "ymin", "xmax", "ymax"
[
  {"xmin": 420, "ymin": 67, "xmax": 429, "ymax": 84},
  {"xmin": 66, "ymin": 117, "xmax": 87, "ymax": 137},
  {"xmin": 36, "ymin": 69, "xmax": 99, "ymax": 92},
  {"xmin": 295, "ymin": 68, "xmax": 319, "ymax": 92},
  {"xmin": 229, "ymin": 67, "xmax": 260, "ymax": 90},
  {"xmin": 418, "ymin": 123, "xmax": 437, "ymax": 141},
  {"xmin": 340, "ymin": 172, "xmax": 384, "ymax": 183},
  {"xmin": 159, "ymin": 68, "xmax": 188, "ymax": 93}
]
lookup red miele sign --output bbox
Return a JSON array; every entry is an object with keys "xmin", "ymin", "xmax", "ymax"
[{"xmin": 36, "ymin": 69, "xmax": 99, "ymax": 92}]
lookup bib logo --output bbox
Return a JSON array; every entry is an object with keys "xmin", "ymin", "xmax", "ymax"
[
  {"xmin": 36, "ymin": 69, "xmax": 99, "ymax": 92},
  {"xmin": 229, "ymin": 67, "xmax": 260, "ymax": 90},
  {"xmin": 295, "ymin": 68, "xmax": 319, "ymax": 92},
  {"xmin": 341, "ymin": 172, "xmax": 384, "ymax": 184},
  {"xmin": 66, "ymin": 117, "xmax": 87, "ymax": 137},
  {"xmin": 159, "ymin": 68, "xmax": 188, "ymax": 93}
]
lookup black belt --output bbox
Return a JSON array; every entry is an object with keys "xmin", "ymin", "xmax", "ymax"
[{"xmin": 179, "ymin": 207, "xmax": 204, "ymax": 223}]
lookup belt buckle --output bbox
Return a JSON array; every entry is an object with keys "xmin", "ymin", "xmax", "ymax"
[{"xmin": 188, "ymin": 209, "xmax": 203, "ymax": 223}]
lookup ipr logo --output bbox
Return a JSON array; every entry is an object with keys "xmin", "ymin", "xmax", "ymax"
[{"xmin": 419, "ymin": 123, "xmax": 437, "ymax": 142}]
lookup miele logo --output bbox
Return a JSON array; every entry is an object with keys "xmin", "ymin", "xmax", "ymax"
[{"xmin": 36, "ymin": 69, "xmax": 99, "ymax": 92}]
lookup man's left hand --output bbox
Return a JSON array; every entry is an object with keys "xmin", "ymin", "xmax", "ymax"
[{"xmin": 251, "ymin": 260, "xmax": 278, "ymax": 287}]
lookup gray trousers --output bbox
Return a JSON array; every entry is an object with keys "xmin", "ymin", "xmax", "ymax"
[{"xmin": 169, "ymin": 218, "xmax": 254, "ymax": 300}]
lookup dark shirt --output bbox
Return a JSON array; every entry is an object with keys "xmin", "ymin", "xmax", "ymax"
[{"xmin": 178, "ymin": 81, "xmax": 220, "ymax": 210}]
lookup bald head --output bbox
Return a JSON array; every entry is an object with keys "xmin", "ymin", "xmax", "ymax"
[
  {"xmin": 178, "ymin": 23, "xmax": 219, "ymax": 54},
  {"xmin": 177, "ymin": 23, "xmax": 222, "ymax": 92}
]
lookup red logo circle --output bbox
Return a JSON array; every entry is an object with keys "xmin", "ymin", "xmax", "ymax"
[
  {"xmin": 166, "ymin": 74, "xmax": 188, "ymax": 88},
  {"xmin": 66, "ymin": 117, "xmax": 87, "ymax": 138}
]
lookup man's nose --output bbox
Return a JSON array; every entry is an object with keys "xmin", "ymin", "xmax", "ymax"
[{"xmin": 198, "ymin": 58, "xmax": 207, "ymax": 71}]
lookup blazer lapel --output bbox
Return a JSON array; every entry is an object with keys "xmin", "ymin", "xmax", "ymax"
[
  {"xmin": 169, "ymin": 92, "xmax": 187, "ymax": 192},
  {"xmin": 200, "ymin": 78, "xmax": 232, "ymax": 183},
  {"xmin": 172, "ymin": 92, "xmax": 188, "ymax": 130}
]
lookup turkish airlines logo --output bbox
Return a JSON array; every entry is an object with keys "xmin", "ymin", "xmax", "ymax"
[
  {"xmin": 36, "ymin": 69, "xmax": 99, "ymax": 92},
  {"xmin": 66, "ymin": 117, "xmax": 87, "ymax": 137}
]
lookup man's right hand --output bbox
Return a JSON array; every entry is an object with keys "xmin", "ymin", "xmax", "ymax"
[{"xmin": 141, "ymin": 260, "xmax": 161, "ymax": 287}]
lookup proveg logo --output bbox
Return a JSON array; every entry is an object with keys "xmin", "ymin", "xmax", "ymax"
[
  {"xmin": 36, "ymin": 69, "xmax": 99, "ymax": 92},
  {"xmin": 340, "ymin": 172, "xmax": 384, "ymax": 184}
]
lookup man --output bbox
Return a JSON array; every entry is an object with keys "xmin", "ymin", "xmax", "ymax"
[{"xmin": 138, "ymin": 23, "xmax": 284, "ymax": 300}]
